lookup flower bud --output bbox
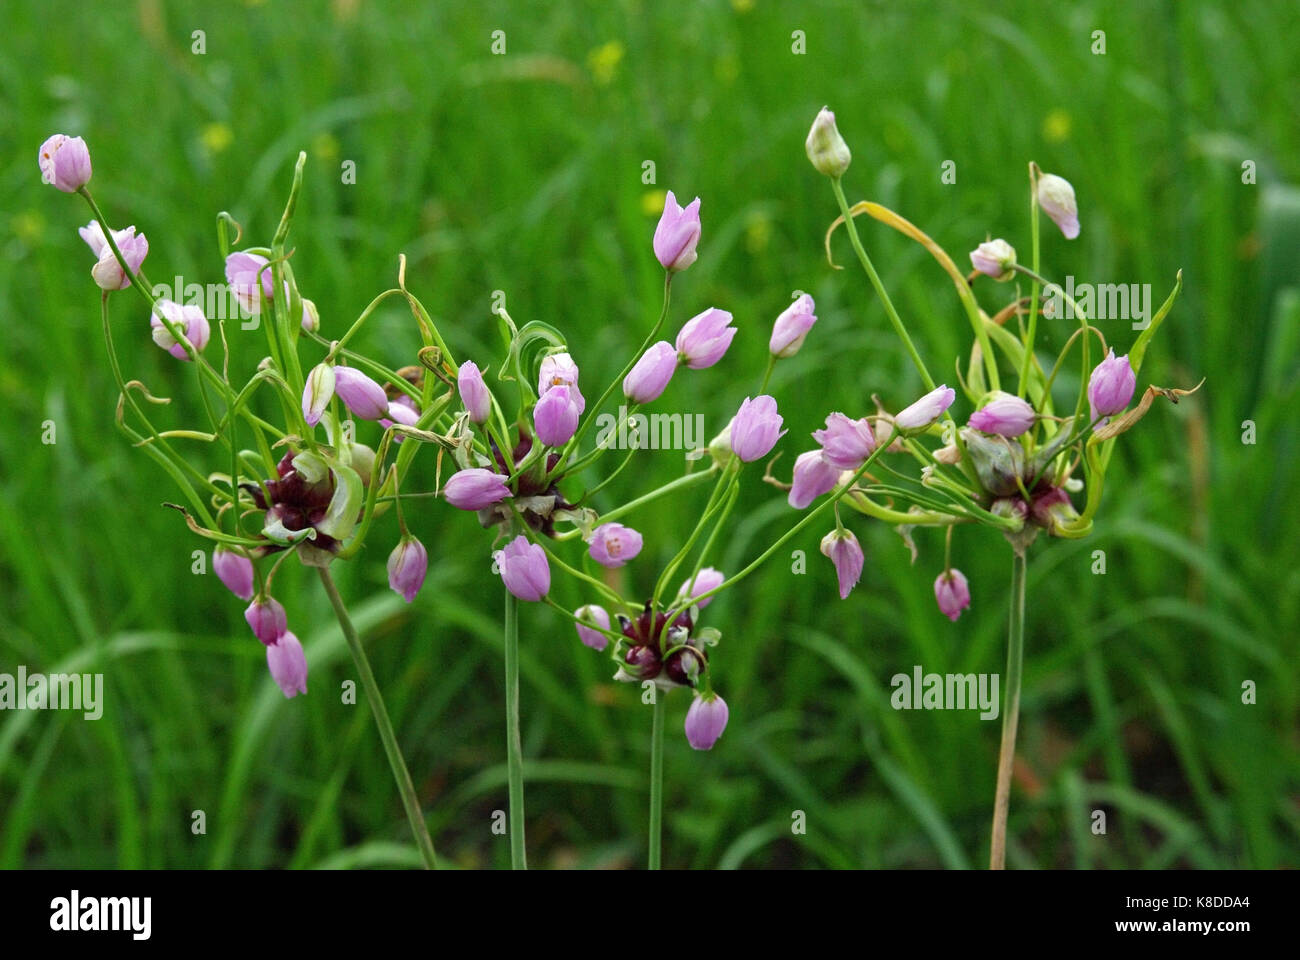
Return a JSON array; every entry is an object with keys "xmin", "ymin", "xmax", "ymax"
[
  {"xmin": 729, "ymin": 395, "xmax": 784, "ymax": 462},
  {"xmin": 653, "ymin": 190, "xmax": 702, "ymax": 272},
  {"xmin": 587, "ymin": 522, "xmax": 643, "ymax": 569},
  {"xmin": 84, "ymin": 224, "xmax": 148, "ymax": 291},
  {"xmin": 769, "ymin": 294, "xmax": 817, "ymax": 358},
  {"xmin": 213, "ymin": 546, "xmax": 254, "ymax": 601},
  {"xmin": 380, "ymin": 396, "xmax": 420, "ymax": 435},
  {"xmin": 684, "ymin": 692, "xmax": 729, "ymax": 750},
  {"xmin": 820, "ymin": 528, "xmax": 864, "ymax": 600},
  {"xmin": 894, "ymin": 385, "xmax": 956, "ymax": 431},
  {"xmin": 443, "ymin": 468, "xmax": 512, "ymax": 511},
  {"xmin": 788, "ymin": 450, "xmax": 840, "ymax": 509},
  {"xmin": 805, "ymin": 107, "xmax": 851, "ymax": 178},
  {"xmin": 387, "ymin": 535, "xmax": 428, "ymax": 603},
  {"xmin": 968, "ymin": 391, "xmax": 1036, "ymax": 438},
  {"xmin": 1029, "ymin": 486, "xmax": 1080, "ymax": 535},
  {"xmin": 676, "ymin": 567, "xmax": 724, "ymax": 610},
  {"xmin": 458, "ymin": 360, "xmax": 492, "ymax": 423},
  {"xmin": 244, "ymin": 595, "xmax": 288, "ymax": 645},
  {"xmin": 675, "ymin": 308, "xmax": 736, "ymax": 369},
  {"xmin": 538, "ymin": 352, "xmax": 586, "ymax": 414},
  {"xmin": 664, "ymin": 647, "xmax": 703, "ymax": 687},
  {"xmin": 301, "ymin": 298, "xmax": 320, "ymax": 332},
  {"xmin": 333, "ymin": 366, "xmax": 389, "ymax": 421},
  {"xmin": 623, "ymin": 341, "xmax": 677, "ymax": 403},
  {"xmin": 302, "ymin": 363, "xmax": 335, "ymax": 427},
  {"xmin": 38, "ymin": 134, "xmax": 92, "ymax": 192},
  {"xmin": 494, "ymin": 534, "xmax": 551, "ymax": 602},
  {"xmin": 1087, "ymin": 349, "xmax": 1135, "ymax": 424},
  {"xmin": 534, "ymin": 384, "xmax": 580, "ymax": 447},
  {"xmin": 150, "ymin": 299, "xmax": 210, "ymax": 360},
  {"xmin": 620, "ymin": 644, "xmax": 663, "ymax": 681},
  {"xmin": 813, "ymin": 412, "xmax": 876, "ymax": 470},
  {"xmin": 707, "ymin": 423, "xmax": 734, "ymax": 467},
  {"xmin": 933, "ymin": 569, "xmax": 971, "ymax": 622},
  {"xmin": 969, "ymin": 239, "xmax": 1017, "ymax": 280},
  {"xmin": 225, "ymin": 252, "xmax": 273, "ymax": 314},
  {"xmin": 1036, "ymin": 172, "xmax": 1080, "ymax": 240},
  {"xmin": 574, "ymin": 604, "xmax": 611, "ymax": 651},
  {"xmin": 266, "ymin": 630, "xmax": 308, "ymax": 698}
]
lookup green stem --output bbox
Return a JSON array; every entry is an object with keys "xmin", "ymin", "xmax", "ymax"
[
  {"xmin": 648, "ymin": 692, "xmax": 666, "ymax": 870},
  {"xmin": 830, "ymin": 178, "xmax": 935, "ymax": 391},
  {"xmin": 318, "ymin": 567, "xmax": 438, "ymax": 870},
  {"xmin": 504, "ymin": 587, "xmax": 527, "ymax": 869},
  {"xmin": 594, "ymin": 466, "xmax": 715, "ymax": 525},
  {"xmin": 989, "ymin": 549, "xmax": 1027, "ymax": 870},
  {"xmin": 1019, "ymin": 167, "xmax": 1041, "ymax": 399}
]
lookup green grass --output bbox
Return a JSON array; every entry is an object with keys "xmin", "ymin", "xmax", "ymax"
[{"xmin": 1, "ymin": 0, "xmax": 1298, "ymax": 869}]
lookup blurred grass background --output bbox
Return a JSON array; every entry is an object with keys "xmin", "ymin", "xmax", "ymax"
[{"xmin": 2, "ymin": 0, "xmax": 1298, "ymax": 869}]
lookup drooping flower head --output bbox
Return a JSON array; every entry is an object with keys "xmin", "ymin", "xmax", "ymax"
[
  {"xmin": 676, "ymin": 567, "xmax": 725, "ymax": 610},
  {"xmin": 970, "ymin": 239, "xmax": 1017, "ymax": 280},
  {"xmin": 574, "ymin": 604, "xmax": 611, "ymax": 651},
  {"xmin": 266, "ymin": 631, "xmax": 308, "ymax": 698},
  {"xmin": 820, "ymin": 528, "xmax": 864, "ymax": 600},
  {"xmin": 443, "ymin": 468, "xmax": 512, "ymax": 511},
  {"xmin": 812, "ymin": 412, "xmax": 876, "ymax": 471},
  {"xmin": 495, "ymin": 535, "xmax": 551, "ymax": 602},
  {"xmin": 150, "ymin": 299, "xmax": 210, "ymax": 361},
  {"xmin": 788, "ymin": 450, "xmax": 841, "ymax": 509},
  {"xmin": 213, "ymin": 546, "xmax": 254, "ymax": 601},
  {"xmin": 894, "ymin": 385, "xmax": 956, "ymax": 431},
  {"xmin": 302, "ymin": 363, "xmax": 335, "ymax": 427},
  {"xmin": 1036, "ymin": 172, "xmax": 1080, "ymax": 240},
  {"xmin": 333, "ymin": 366, "xmax": 390, "ymax": 421},
  {"xmin": 684, "ymin": 692, "xmax": 729, "ymax": 750},
  {"xmin": 245, "ymin": 595, "xmax": 288, "ymax": 646},
  {"xmin": 387, "ymin": 535, "xmax": 428, "ymax": 603},
  {"xmin": 80, "ymin": 221, "xmax": 148, "ymax": 291},
  {"xmin": 933, "ymin": 569, "xmax": 971, "ymax": 622},
  {"xmin": 534, "ymin": 384, "xmax": 580, "ymax": 447}
]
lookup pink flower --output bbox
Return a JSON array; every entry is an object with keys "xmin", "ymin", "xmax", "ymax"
[
  {"xmin": 894, "ymin": 385, "xmax": 955, "ymax": 430},
  {"xmin": 387, "ymin": 536, "xmax": 428, "ymax": 603},
  {"xmin": 812, "ymin": 412, "xmax": 876, "ymax": 470},
  {"xmin": 789, "ymin": 450, "xmax": 841, "ymax": 509},
  {"xmin": 213, "ymin": 546, "xmax": 254, "ymax": 601},
  {"xmin": 820, "ymin": 529, "xmax": 864, "ymax": 600},
  {"xmin": 379, "ymin": 396, "xmax": 421, "ymax": 435},
  {"xmin": 769, "ymin": 294, "xmax": 817, "ymax": 358},
  {"xmin": 224, "ymin": 251, "xmax": 314, "ymax": 328},
  {"xmin": 266, "ymin": 631, "xmax": 308, "ymax": 698},
  {"xmin": 1087, "ymin": 349, "xmax": 1135, "ymax": 424},
  {"xmin": 245, "ymin": 596, "xmax": 288, "ymax": 646},
  {"xmin": 623, "ymin": 341, "xmax": 677, "ymax": 404},
  {"xmin": 933, "ymin": 569, "xmax": 971, "ymax": 622},
  {"xmin": 38, "ymin": 134, "xmax": 92, "ymax": 192},
  {"xmin": 653, "ymin": 190, "xmax": 702, "ymax": 272},
  {"xmin": 80, "ymin": 222, "xmax": 148, "ymax": 291},
  {"xmin": 495, "ymin": 535, "xmax": 550, "ymax": 602},
  {"xmin": 459, "ymin": 360, "xmax": 492, "ymax": 423},
  {"xmin": 333, "ymin": 366, "xmax": 389, "ymax": 421},
  {"xmin": 574, "ymin": 604, "xmax": 611, "ymax": 651},
  {"xmin": 302, "ymin": 363, "xmax": 335, "ymax": 427},
  {"xmin": 968, "ymin": 391, "xmax": 1036, "ymax": 438},
  {"xmin": 534, "ymin": 384, "xmax": 580, "ymax": 447},
  {"xmin": 538, "ymin": 352, "xmax": 585, "ymax": 414},
  {"xmin": 1036, "ymin": 172, "xmax": 1080, "ymax": 240},
  {"xmin": 969, "ymin": 239, "xmax": 1016, "ymax": 280},
  {"xmin": 684, "ymin": 693, "xmax": 729, "ymax": 750},
  {"xmin": 587, "ymin": 522, "xmax": 643, "ymax": 568},
  {"xmin": 443, "ymin": 468, "xmax": 512, "ymax": 511},
  {"xmin": 676, "ymin": 567, "xmax": 724, "ymax": 609},
  {"xmin": 729, "ymin": 395, "xmax": 784, "ymax": 462},
  {"xmin": 150, "ymin": 299, "xmax": 210, "ymax": 361},
  {"xmin": 675, "ymin": 308, "xmax": 736, "ymax": 369}
]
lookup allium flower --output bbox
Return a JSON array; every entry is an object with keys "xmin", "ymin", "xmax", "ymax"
[
  {"xmin": 534, "ymin": 384, "xmax": 580, "ymax": 447},
  {"xmin": 894, "ymin": 385, "xmax": 956, "ymax": 430},
  {"xmin": 380, "ymin": 395, "xmax": 420, "ymax": 434},
  {"xmin": 623, "ymin": 341, "xmax": 678, "ymax": 403},
  {"xmin": 443, "ymin": 468, "xmax": 512, "ymax": 511},
  {"xmin": 789, "ymin": 450, "xmax": 841, "ymax": 509},
  {"xmin": 970, "ymin": 239, "xmax": 1017, "ymax": 280},
  {"xmin": 80, "ymin": 222, "xmax": 148, "ymax": 291},
  {"xmin": 968, "ymin": 391, "xmax": 1036, "ymax": 438},
  {"xmin": 934, "ymin": 569, "xmax": 971, "ymax": 622},
  {"xmin": 333, "ymin": 366, "xmax": 389, "ymax": 421},
  {"xmin": 302, "ymin": 363, "xmax": 335, "ymax": 427},
  {"xmin": 813, "ymin": 412, "xmax": 876, "ymax": 470},
  {"xmin": 495, "ymin": 534, "xmax": 550, "ymax": 602},
  {"xmin": 387, "ymin": 535, "xmax": 428, "ymax": 603},
  {"xmin": 38, "ymin": 134, "xmax": 92, "ymax": 192},
  {"xmin": 820, "ymin": 528, "xmax": 865, "ymax": 600},
  {"xmin": 213, "ymin": 545, "xmax": 254, "ymax": 601},
  {"xmin": 769, "ymin": 294, "xmax": 817, "ymax": 358},
  {"xmin": 150, "ymin": 299, "xmax": 210, "ymax": 360},
  {"xmin": 676, "ymin": 567, "xmax": 725, "ymax": 611},
  {"xmin": 459, "ymin": 360, "xmax": 492, "ymax": 423},
  {"xmin": 245, "ymin": 596, "xmax": 288, "ymax": 646},
  {"xmin": 1036, "ymin": 172, "xmax": 1080, "ymax": 240},
  {"xmin": 684, "ymin": 692, "xmax": 729, "ymax": 750},
  {"xmin": 574, "ymin": 604, "xmax": 611, "ymax": 651},
  {"xmin": 266, "ymin": 631, "xmax": 308, "ymax": 698},
  {"xmin": 675, "ymin": 308, "xmax": 736, "ymax": 369},
  {"xmin": 224, "ymin": 251, "xmax": 315, "ymax": 328},
  {"xmin": 1087, "ymin": 349, "xmax": 1136, "ymax": 424},
  {"xmin": 729, "ymin": 395, "xmax": 785, "ymax": 462},
  {"xmin": 653, "ymin": 190, "xmax": 702, "ymax": 273},
  {"xmin": 538, "ymin": 352, "xmax": 586, "ymax": 414},
  {"xmin": 805, "ymin": 107, "xmax": 851, "ymax": 178},
  {"xmin": 588, "ymin": 522, "xmax": 643, "ymax": 568}
]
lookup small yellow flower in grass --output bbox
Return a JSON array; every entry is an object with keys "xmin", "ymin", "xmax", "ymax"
[
  {"xmin": 201, "ymin": 122, "xmax": 233, "ymax": 155},
  {"xmin": 587, "ymin": 41, "xmax": 624, "ymax": 86},
  {"xmin": 1043, "ymin": 109, "xmax": 1072, "ymax": 144},
  {"xmin": 311, "ymin": 132, "xmax": 340, "ymax": 165},
  {"xmin": 641, "ymin": 189, "xmax": 667, "ymax": 218}
]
